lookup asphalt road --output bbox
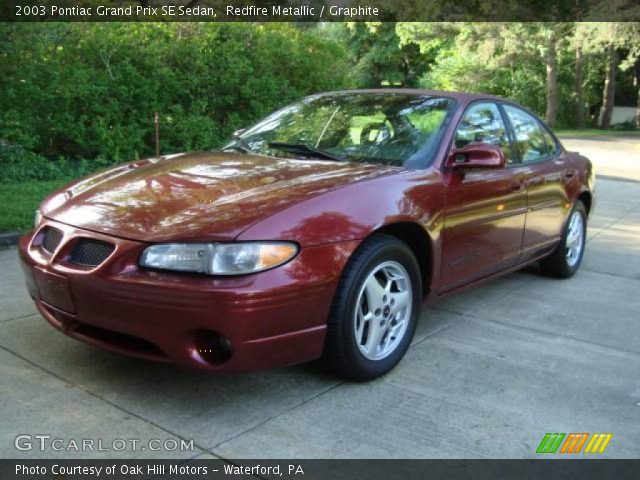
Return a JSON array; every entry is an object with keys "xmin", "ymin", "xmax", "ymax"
[{"xmin": 1, "ymin": 136, "xmax": 639, "ymax": 460}]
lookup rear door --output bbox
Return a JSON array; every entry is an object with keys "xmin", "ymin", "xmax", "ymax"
[
  {"xmin": 501, "ymin": 105, "xmax": 570, "ymax": 261},
  {"xmin": 441, "ymin": 102, "xmax": 527, "ymax": 290}
]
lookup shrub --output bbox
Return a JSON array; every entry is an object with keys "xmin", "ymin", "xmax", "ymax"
[{"xmin": 0, "ymin": 23, "xmax": 351, "ymax": 182}]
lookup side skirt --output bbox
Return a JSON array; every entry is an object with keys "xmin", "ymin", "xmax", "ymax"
[{"xmin": 425, "ymin": 247, "xmax": 558, "ymax": 304}]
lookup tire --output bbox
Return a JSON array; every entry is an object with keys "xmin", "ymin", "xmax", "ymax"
[
  {"xmin": 540, "ymin": 200, "xmax": 587, "ymax": 278},
  {"xmin": 323, "ymin": 234, "xmax": 422, "ymax": 381}
]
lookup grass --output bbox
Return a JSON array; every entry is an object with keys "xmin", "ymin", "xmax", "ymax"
[
  {"xmin": 0, "ymin": 180, "xmax": 70, "ymax": 233},
  {"xmin": 555, "ymin": 128, "xmax": 640, "ymax": 138}
]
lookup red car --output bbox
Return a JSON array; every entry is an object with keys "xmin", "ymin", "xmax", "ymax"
[{"xmin": 19, "ymin": 90, "xmax": 595, "ymax": 380}]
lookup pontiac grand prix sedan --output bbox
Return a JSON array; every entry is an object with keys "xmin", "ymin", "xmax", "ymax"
[{"xmin": 19, "ymin": 90, "xmax": 595, "ymax": 380}]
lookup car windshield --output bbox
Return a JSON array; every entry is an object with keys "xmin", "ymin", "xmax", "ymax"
[{"xmin": 223, "ymin": 92, "xmax": 455, "ymax": 168}]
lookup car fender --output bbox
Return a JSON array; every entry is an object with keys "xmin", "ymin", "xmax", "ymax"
[{"xmin": 236, "ymin": 168, "xmax": 443, "ymax": 246}]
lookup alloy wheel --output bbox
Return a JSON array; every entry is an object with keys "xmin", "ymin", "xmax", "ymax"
[
  {"xmin": 565, "ymin": 210, "xmax": 585, "ymax": 267},
  {"xmin": 353, "ymin": 261, "xmax": 413, "ymax": 361}
]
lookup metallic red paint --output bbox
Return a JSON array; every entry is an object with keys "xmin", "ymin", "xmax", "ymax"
[
  {"xmin": 19, "ymin": 223, "xmax": 360, "ymax": 371},
  {"xmin": 18, "ymin": 90, "xmax": 595, "ymax": 372},
  {"xmin": 38, "ymin": 152, "xmax": 399, "ymax": 243},
  {"xmin": 446, "ymin": 143, "xmax": 507, "ymax": 170}
]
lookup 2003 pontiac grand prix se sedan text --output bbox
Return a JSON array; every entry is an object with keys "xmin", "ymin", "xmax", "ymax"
[{"xmin": 19, "ymin": 90, "xmax": 595, "ymax": 380}]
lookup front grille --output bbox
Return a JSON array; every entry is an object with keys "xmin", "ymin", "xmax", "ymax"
[
  {"xmin": 68, "ymin": 239, "xmax": 115, "ymax": 267},
  {"xmin": 41, "ymin": 227, "xmax": 64, "ymax": 254}
]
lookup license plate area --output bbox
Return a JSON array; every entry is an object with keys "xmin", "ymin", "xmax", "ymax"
[{"xmin": 33, "ymin": 267, "xmax": 76, "ymax": 314}]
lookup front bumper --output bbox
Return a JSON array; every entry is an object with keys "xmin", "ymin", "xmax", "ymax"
[{"xmin": 19, "ymin": 219, "xmax": 359, "ymax": 372}]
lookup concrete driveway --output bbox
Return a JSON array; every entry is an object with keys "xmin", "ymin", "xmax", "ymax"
[{"xmin": 1, "ymin": 136, "xmax": 639, "ymax": 460}]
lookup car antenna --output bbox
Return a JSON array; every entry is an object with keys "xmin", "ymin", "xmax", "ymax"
[{"xmin": 154, "ymin": 111, "xmax": 160, "ymax": 157}]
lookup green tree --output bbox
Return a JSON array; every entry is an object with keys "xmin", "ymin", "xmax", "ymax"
[
  {"xmin": 407, "ymin": 21, "xmax": 640, "ymax": 128},
  {"xmin": 448, "ymin": 23, "xmax": 570, "ymax": 127},
  {"xmin": 327, "ymin": 22, "xmax": 432, "ymax": 88}
]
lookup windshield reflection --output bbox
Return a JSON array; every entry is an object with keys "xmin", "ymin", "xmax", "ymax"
[{"xmin": 224, "ymin": 92, "xmax": 455, "ymax": 168}]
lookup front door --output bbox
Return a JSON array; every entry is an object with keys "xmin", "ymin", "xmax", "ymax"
[{"xmin": 441, "ymin": 102, "xmax": 527, "ymax": 291}]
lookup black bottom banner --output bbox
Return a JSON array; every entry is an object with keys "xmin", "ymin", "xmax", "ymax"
[{"xmin": 2, "ymin": 459, "xmax": 638, "ymax": 480}]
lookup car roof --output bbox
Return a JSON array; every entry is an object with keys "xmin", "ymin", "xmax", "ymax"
[{"xmin": 314, "ymin": 88, "xmax": 504, "ymax": 104}]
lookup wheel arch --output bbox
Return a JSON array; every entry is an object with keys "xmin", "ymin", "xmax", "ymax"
[
  {"xmin": 371, "ymin": 222, "xmax": 433, "ymax": 298},
  {"xmin": 577, "ymin": 190, "xmax": 592, "ymax": 216}
]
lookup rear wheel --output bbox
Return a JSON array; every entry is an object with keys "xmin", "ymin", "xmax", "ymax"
[
  {"xmin": 323, "ymin": 234, "xmax": 421, "ymax": 381},
  {"xmin": 540, "ymin": 201, "xmax": 587, "ymax": 278}
]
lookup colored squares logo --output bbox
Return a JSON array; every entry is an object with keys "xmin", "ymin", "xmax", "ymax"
[
  {"xmin": 537, "ymin": 433, "xmax": 612, "ymax": 454},
  {"xmin": 537, "ymin": 433, "xmax": 565, "ymax": 453},
  {"xmin": 584, "ymin": 433, "xmax": 613, "ymax": 454},
  {"xmin": 560, "ymin": 433, "xmax": 589, "ymax": 453}
]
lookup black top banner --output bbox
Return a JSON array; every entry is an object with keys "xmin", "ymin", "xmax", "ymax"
[{"xmin": 2, "ymin": 0, "xmax": 640, "ymax": 22}]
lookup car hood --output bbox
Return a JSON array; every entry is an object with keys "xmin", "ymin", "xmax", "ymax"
[{"xmin": 42, "ymin": 151, "xmax": 398, "ymax": 242}]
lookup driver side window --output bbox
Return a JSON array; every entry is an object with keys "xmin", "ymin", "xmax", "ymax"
[{"xmin": 454, "ymin": 102, "xmax": 512, "ymax": 163}]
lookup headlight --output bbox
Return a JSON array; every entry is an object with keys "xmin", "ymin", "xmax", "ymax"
[
  {"xmin": 34, "ymin": 210, "xmax": 42, "ymax": 228},
  {"xmin": 139, "ymin": 242, "xmax": 298, "ymax": 275}
]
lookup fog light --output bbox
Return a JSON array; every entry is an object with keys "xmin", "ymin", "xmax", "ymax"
[
  {"xmin": 220, "ymin": 335, "xmax": 233, "ymax": 353},
  {"xmin": 194, "ymin": 330, "xmax": 233, "ymax": 364}
]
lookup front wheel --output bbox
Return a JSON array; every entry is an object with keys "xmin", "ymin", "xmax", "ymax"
[
  {"xmin": 540, "ymin": 200, "xmax": 587, "ymax": 278},
  {"xmin": 322, "ymin": 234, "xmax": 422, "ymax": 381}
]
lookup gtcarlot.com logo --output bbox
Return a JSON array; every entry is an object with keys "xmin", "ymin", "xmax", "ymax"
[
  {"xmin": 536, "ymin": 433, "xmax": 613, "ymax": 454},
  {"xmin": 14, "ymin": 434, "xmax": 194, "ymax": 452}
]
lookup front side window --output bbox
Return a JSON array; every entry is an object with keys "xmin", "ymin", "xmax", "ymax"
[
  {"xmin": 454, "ymin": 102, "xmax": 512, "ymax": 163},
  {"xmin": 503, "ymin": 105, "xmax": 547, "ymax": 163},
  {"xmin": 225, "ymin": 93, "xmax": 455, "ymax": 168}
]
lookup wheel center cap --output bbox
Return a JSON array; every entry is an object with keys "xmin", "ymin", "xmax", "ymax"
[{"xmin": 383, "ymin": 305, "xmax": 391, "ymax": 317}]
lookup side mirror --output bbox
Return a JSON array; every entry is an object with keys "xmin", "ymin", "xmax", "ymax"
[
  {"xmin": 446, "ymin": 143, "xmax": 506, "ymax": 169},
  {"xmin": 232, "ymin": 128, "xmax": 246, "ymax": 139}
]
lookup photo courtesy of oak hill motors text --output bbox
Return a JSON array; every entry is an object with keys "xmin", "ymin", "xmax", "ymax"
[
  {"xmin": 24, "ymin": 4, "xmax": 380, "ymax": 19},
  {"xmin": 15, "ymin": 462, "xmax": 304, "ymax": 477}
]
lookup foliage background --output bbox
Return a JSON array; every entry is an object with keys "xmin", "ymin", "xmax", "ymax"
[
  {"xmin": 0, "ymin": 23, "xmax": 351, "ymax": 182},
  {"xmin": 0, "ymin": 22, "xmax": 638, "ymax": 231}
]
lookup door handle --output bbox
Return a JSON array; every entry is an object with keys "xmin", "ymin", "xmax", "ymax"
[
  {"xmin": 510, "ymin": 182, "xmax": 524, "ymax": 192},
  {"xmin": 564, "ymin": 170, "xmax": 575, "ymax": 179},
  {"xmin": 527, "ymin": 176, "xmax": 545, "ymax": 188}
]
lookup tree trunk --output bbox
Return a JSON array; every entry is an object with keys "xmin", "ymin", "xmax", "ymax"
[
  {"xmin": 575, "ymin": 45, "xmax": 585, "ymax": 129},
  {"xmin": 635, "ymin": 57, "xmax": 640, "ymax": 129},
  {"xmin": 545, "ymin": 30, "xmax": 558, "ymax": 128},
  {"xmin": 600, "ymin": 44, "xmax": 617, "ymax": 129}
]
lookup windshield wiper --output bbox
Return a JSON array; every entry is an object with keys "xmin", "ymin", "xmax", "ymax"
[{"xmin": 267, "ymin": 142, "xmax": 344, "ymax": 162}]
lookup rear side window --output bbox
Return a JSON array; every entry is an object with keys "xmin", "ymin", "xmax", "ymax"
[
  {"xmin": 503, "ymin": 105, "xmax": 547, "ymax": 163},
  {"xmin": 454, "ymin": 102, "xmax": 513, "ymax": 163}
]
